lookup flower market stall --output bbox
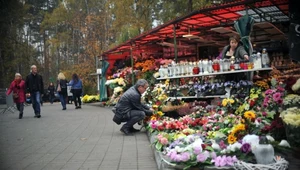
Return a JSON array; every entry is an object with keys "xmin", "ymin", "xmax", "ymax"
[
  {"xmin": 98, "ymin": 0, "xmax": 300, "ymax": 169},
  {"xmin": 142, "ymin": 71, "xmax": 300, "ymax": 170}
]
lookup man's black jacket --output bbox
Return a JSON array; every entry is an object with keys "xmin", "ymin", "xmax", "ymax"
[
  {"xmin": 115, "ymin": 86, "xmax": 152, "ymax": 117},
  {"xmin": 25, "ymin": 73, "xmax": 44, "ymax": 94}
]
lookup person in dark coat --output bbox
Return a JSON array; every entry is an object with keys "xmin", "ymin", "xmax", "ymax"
[
  {"xmin": 6, "ymin": 73, "xmax": 26, "ymax": 119},
  {"xmin": 56, "ymin": 73, "xmax": 68, "ymax": 110},
  {"xmin": 221, "ymin": 35, "xmax": 249, "ymax": 61},
  {"xmin": 47, "ymin": 82, "xmax": 55, "ymax": 104},
  {"xmin": 113, "ymin": 79, "xmax": 153, "ymax": 135},
  {"xmin": 25, "ymin": 65, "xmax": 44, "ymax": 118},
  {"xmin": 221, "ymin": 36, "xmax": 249, "ymax": 81}
]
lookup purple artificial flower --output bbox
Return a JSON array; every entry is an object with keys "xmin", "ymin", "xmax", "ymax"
[
  {"xmin": 196, "ymin": 151, "xmax": 209, "ymax": 162},
  {"xmin": 232, "ymin": 155, "xmax": 238, "ymax": 162},
  {"xmin": 193, "ymin": 145, "xmax": 202, "ymax": 155},
  {"xmin": 226, "ymin": 156, "xmax": 234, "ymax": 166},
  {"xmin": 212, "ymin": 156, "xmax": 227, "ymax": 167},
  {"xmin": 167, "ymin": 150, "xmax": 179, "ymax": 162},
  {"xmin": 220, "ymin": 156, "xmax": 227, "ymax": 167},
  {"xmin": 180, "ymin": 152, "xmax": 190, "ymax": 162},
  {"xmin": 210, "ymin": 152, "xmax": 217, "ymax": 159},
  {"xmin": 241, "ymin": 143, "xmax": 251, "ymax": 153}
]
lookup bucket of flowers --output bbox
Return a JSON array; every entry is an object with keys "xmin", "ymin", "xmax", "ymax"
[{"xmin": 280, "ymin": 107, "xmax": 300, "ymax": 148}]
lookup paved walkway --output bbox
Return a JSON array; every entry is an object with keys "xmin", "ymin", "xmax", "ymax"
[{"xmin": 0, "ymin": 102, "xmax": 157, "ymax": 170}]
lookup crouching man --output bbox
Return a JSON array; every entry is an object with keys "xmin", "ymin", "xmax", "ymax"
[{"xmin": 112, "ymin": 79, "xmax": 153, "ymax": 135}]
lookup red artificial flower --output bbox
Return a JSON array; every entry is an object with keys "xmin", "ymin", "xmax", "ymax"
[{"xmin": 249, "ymin": 99, "xmax": 255, "ymax": 107}]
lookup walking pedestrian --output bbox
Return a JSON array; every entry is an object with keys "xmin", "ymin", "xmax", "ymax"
[
  {"xmin": 56, "ymin": 73, "xmax": 68, "ymax": 110},
  {"xmin": 25, "ymin": 65, "xmax": 44, "ymax": 118},
  {"xmin": 113, "ymin": 79, "xmax": 153, "ymax": 135},
  {"xmin": 47, "ymin": 82, "xmax": 55, "ymax": 104},
  {"xmin": 68, "ymin": 73, "xmax": 83, "ymax": 109},
  {"xmin": 6, "ymin": 73, "xmax": 26, "ymax": 119}
]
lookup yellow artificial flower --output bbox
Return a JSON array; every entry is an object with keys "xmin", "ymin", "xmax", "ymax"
[
  {"xmin": 157, "ymin": 111, "xmax": 164, "ymax": 116},
  {"xmin": 207, "ymin": 131, "xmax": 216, "ymax": 139},
  {"xmin": 228, "ymin": 133, "xmax": 237, "ymax": 144},
  {"xmin": 173, "ymin": 133, "xmax": 186, "ymax": 140},
  {"xmin": 244, "ymin": 110, "xmax": 256, "ymax": 120},
  {"xmin": 235, "ymin": 124, "xmax": 246, "ymax": 131},
  {"xmin": 229, "ymin": 99, "xmax": 234, "ymax": 104},
  {"xmin": 152, "ymin": 105, "xmax": 159, "ymax": 109},
  {"xmin": 222, "ymin": 99, "xmax": 228, "ymax": 107}
]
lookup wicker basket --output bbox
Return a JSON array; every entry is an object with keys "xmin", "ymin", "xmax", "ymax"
[{"xmin": 233, "ymin": 157, "xmax": 288, "ymax": 170}]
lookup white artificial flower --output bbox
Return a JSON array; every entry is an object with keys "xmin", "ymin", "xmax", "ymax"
[
  {"xmin": 266, "ymin": 135, "xmax": 275, "ymax": 142},
  {"xmin": 254, "ymin": 119, "xmax": 261, "ymax": 127},
  {"xmin": 211, "ymin": 139, "xmax": 221, "ymax": 151},
  {"xmin": 227, "ymin": 142, "xmax": 242, "ymax": 152},
  {"xmin": 279, "ymin": 140, "xmax": 291, "ymax": 148},
  {"xmin": 175, "ymin": 146, "xmax": 184, "ymax": 152},
  {"xmin": 242, "ymin": 134, "xmax": 259, "ymax": 147},
  {"xmin": 220, "ymin": 149, "xmax": 227, "ymax": 154}
]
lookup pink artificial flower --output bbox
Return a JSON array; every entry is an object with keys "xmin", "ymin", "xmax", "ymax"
[
  {"xmin": 262, "ymin": 111, "xmax": 267, "ymax": 117},
  {"xmin": 265, "ymin": 89, "xmax": 274, "ymax": 95},
  {"xmin": 277, "ymin": 86, "xmax": 285, "ymax": 92},
  {"xmin": 159, "ymin": 137, "xmax": 169, "ymax": 145},
  {"xmin": 277, "ymin": 98, "xmax": 283, "ymax": 105},
  {"xmin": 219, "ymin": 140, "xmax": 227, "ymax": 149},
  {"xmin": 151, "ymin": 122, "xmax": 157, "ymax": 129},
  {"xmin": 273, "ymin": 92, "xmax": 282, "ymax": 102},
  {"xmin": 256, "ymin": 118, "xmax": 262, "ymax": 123}
]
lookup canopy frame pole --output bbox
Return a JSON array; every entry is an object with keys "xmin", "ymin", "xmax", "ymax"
[
  {"xmin": 173, "ymin": 24, "xmax": 178, "ymax": 63},
  {"xmin": 130, "ymin": 44, "xmax": 135, "ymax": 85}
]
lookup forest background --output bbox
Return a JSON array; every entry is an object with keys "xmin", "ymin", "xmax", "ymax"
[{"xmin": 0, "ymin": 0, "xmax": 215, "ymax": 94}]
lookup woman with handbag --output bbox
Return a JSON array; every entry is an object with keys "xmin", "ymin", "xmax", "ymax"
[
  {"xmin": 56, "ymin": 73, "xmax": 68, "ymax": 110},
  {"xmin": 6, "ymin": 73, "xmax": 26, "ymax": 119}
]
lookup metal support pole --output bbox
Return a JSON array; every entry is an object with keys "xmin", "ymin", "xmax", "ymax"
[
  {"xmin": 130, "ymin": 47, "xmax": 135, "ymax": 85},
  {"xmin": 173, "ymin": 25, "xmax": 178, "ymax": 63}
]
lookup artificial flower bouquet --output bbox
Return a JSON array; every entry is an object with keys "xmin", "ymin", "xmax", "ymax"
[
  {"xmin": 283, "ymin": 94, "xmax": 300, "ymax": 109},
  {"xmin": 281, "ymin": 107, "xmax": 300, "ymax": 147},
  {"xmin": 81, "ymin": 94, "xmax": 100, "ymax": 103}
]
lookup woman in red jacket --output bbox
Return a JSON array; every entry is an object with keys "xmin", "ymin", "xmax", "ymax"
[{"xmin": 6, "ymin": 73, "xmax": 26, "ymax": 119}]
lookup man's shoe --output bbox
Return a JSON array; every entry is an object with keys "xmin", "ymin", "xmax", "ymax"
[
  {"xmin": 78, "ymin": 106, "xmax": 81, "ymax": 109},
  {"xmin": 75, "ymin": 106, "xmax": 79, "ymax": 109},
  {"xmin": 129, "ymin": 127, "xmax": 140, "ymax": 133},
  {"xmin": 120, "ymin": 127, "xmax": 133, "ymax": 136},
  {"xmin": 37, "ymin": 115, "xmax": 41, "ymax": 118},
  {"xmin": 62, "ymin": 108, "xmax": 66, "ymax": 110},
  {"xmin": 19, "ymin": 113, "xmax": 23, "ymax": 119},
  {"xmin": 34, "ymin": 115, "xmax": 38, "ymax": 118}
]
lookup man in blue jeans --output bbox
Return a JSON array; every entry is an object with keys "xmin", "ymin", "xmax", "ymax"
[
  {"xmin": 25, "ymin": 65, "xmax": 44, "ymax": 118},
  {"xmin": 113, "ymin": 79, "xmax": 153, "ymax": 135}
]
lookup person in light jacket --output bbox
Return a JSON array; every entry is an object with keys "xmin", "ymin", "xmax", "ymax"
[
  {"xmin": 6, "ymin": 73, "xmax": 26, "ymax": 119},
  {"xmin": 68, "ymin": 73, "xmax": 83, "ymax": 109}
]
